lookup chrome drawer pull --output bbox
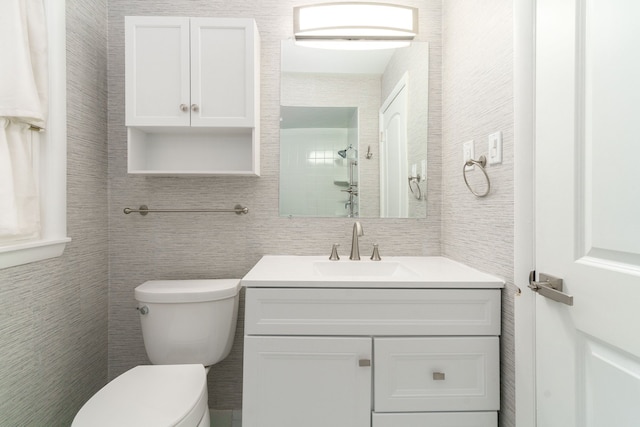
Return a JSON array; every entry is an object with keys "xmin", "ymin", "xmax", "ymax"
[{"xmin": 432, "ymin": 372, "xmax": 445, "ymax": 381}]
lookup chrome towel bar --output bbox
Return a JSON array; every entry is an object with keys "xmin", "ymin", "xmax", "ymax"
[{"xmin": 123, "ymin": 204, "xmax": 249, "ymax": 216}]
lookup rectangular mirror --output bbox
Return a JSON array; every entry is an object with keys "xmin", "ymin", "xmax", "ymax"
[{"xmin": 279, "ymin": 40, "xmax": 429, "ymax": 218}]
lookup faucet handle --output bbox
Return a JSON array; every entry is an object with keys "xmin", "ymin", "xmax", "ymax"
[
  {"xmin": 329, "ymin": 243, "xmax": 340, "ymax": 261},
  {"xmin": 370, "ymin": 244, "xmax": 381, "ymax": 261}
]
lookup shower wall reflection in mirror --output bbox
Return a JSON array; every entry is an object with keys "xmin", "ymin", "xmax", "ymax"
[{"xmin": 279, "ymin": 40, "xmax": 429, "ymax": 218}]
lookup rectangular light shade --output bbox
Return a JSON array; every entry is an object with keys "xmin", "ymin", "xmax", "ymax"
[{"xmin": 294, "ymin": 2, "xmax": 418, "ymax": 40}]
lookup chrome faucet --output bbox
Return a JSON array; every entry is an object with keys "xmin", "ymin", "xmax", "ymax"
[{"xmin": 350, "ymin": 221, "xmax": 364, "ymax": 260}]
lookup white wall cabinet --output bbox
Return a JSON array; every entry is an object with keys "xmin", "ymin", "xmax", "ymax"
[
  {"xmin": 242, "ymin": 288, "xmax": 501, "ymax": 427},
  {"xmin": 125, "ymin": 16, "xmax": 260, "ymax": 175}
]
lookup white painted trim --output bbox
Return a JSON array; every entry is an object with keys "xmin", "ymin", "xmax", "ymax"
[
  {"xmin": 379, "ymin": 72, "xmax": 409, "ymax": 218},
  {"xmin": 0, "ymin": 238, "xmax": 70, "ymax": 269},
  {"xmin": 0, "ymin": 0, "xmax": 69, "ymax": 269},
  {"xmin": 380, "ymin": 72, "xmax": 408, "ymax": 113},
  {"xmin": 513, "ymin": 0, "xmax": 537, "ymax": 426}
]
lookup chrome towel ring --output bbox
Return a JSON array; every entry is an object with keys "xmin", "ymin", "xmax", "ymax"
[
  {"xmin": 408, "ymin": 174, "xmax": 423, "ymax": 200},
  {"xmin": 463, "ymin": 155, "xmax": 491, "ymax": 197}
]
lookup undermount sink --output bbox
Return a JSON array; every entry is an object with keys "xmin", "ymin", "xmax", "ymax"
[{"xmin": 313, "ymin": 260, "xmax": 420, "ymax": 278}]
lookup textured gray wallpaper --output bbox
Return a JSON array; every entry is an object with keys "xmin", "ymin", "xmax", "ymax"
[
  {"xmin": 441, "ymin": 1, "xmax": 516, "ymax": 426},
  {"xmin": 0, "ymin": 1, "xmax": 109, "ymax": 425},
  {"xmin": 107, "ymin": 0, "xmax": 442, "ymax": 411}
]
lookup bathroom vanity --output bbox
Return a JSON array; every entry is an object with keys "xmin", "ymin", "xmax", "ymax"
[{"xmin": 241, "ymin": 256, "xmax": 504, "ymax": 427}]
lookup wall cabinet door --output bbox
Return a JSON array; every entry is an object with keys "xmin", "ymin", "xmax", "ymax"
[
  {"xmin": 125, "ymin": 17, "xmax": 190, "ymax": 126},
  {"xmin": 190, "ymin": 18, "xmax": 257, "ymax": 127},
  {"xmin": 242, "ymin": 336, "xmax": 372, "ymax": 427}
]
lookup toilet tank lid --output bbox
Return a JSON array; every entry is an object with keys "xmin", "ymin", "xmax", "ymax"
[{"xmin": 135, "ymin": 279, "xmax": 241, "ymax": 303}]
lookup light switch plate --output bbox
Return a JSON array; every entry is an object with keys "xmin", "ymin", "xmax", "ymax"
[
  {"xmin": 463, "ymin": 140, "xmax": 475, "ymax": 170},
  {"xmin": 488, "ymin": 131, "xmax": 502, "ymax": 165}
]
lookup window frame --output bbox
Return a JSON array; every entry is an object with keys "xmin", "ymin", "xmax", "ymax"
[{"xmin": 0, "ymin": 0, "xmax": 70, "ymax": 269}]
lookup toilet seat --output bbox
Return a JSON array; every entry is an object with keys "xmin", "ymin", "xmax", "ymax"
[{"xmin": 71, "ymin": 364, "xmax": 208, "ymax": 427}]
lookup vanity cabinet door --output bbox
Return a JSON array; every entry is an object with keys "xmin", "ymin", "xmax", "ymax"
[
  {"xmin": 242, "ymin": 336, "xmax": 372, "ymax": 427},
  {"xmin": 125, "ymin": 17, "xmax": 191, "ymax": 127}
]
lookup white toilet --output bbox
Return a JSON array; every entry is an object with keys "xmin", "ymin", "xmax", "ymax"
[{"xmin": 72, "ymin": 279, "xmax": 241, "ymax": 427}]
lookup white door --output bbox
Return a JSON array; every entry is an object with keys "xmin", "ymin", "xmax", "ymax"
[
  {"xmin": 242, "ymin": 336, "xmax": 372, "ymax": 427},
  {"xmin": 535, "ymin": 0, "xmax": 640, "ymax": 426},
  {"xmin": 190, "ymin": 18, "xmax": 256, "ymax": 127},
  {"xmin": 379, "ymin": 77, "xmax": 408, "ymax": 218},
  {"xmin": 125, "ymin": 17, "xmax": 190, "ymax": 126}
]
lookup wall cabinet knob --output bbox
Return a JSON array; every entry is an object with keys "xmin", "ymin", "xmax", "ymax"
[
  {"xmin": 191, "ymin": 103, "xmax": 199, "ymax": 112},
  {"xmin": 432, "ymin": 372, "xmax": 445, "ymax": 381},
  {"xmin": 179, "ymin": 103, "xmax": 189, "ymax": 112}
]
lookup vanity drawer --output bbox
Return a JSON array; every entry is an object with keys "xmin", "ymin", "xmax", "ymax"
[
  {"xmin": 245, "ymin": 288, "xmax": 500, "ymax": 336},
  {"xmin": 374, "ymin": 337, "xmax": 500, "ymax": 412},
  {"xmin": 372, "ymin": 411, "xmax": 497, "ymax": 427}
]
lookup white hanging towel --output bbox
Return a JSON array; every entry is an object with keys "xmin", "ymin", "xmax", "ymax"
[
  {"xmin": 0, "ymin": 0, "xmax": 48, "ymax": 126},
  {"xmin": 0, "ymin": 0, "xmax": 47, "ymax": 242},
  {"xmin": 0, "ymin": 119, "xmax": 40, "ymax": 239}
]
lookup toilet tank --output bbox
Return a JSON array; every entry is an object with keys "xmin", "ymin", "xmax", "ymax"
[{"xmin": 135, "ymin": 279, "xmax": 241, "ymax": 366}]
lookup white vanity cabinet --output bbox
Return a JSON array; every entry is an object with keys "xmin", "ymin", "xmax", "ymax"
[
  {"xmin": 242, "ymin": 287, "xmax": 501, "ymax": 427},
  {"xmin": 124, "ymin": 16, "xmax": 260, "ymax": 175}
]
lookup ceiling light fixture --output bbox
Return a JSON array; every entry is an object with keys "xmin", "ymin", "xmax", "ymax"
[{"xmin": 294, "ymin": 2, "xmax": 418, "ymax": 41}]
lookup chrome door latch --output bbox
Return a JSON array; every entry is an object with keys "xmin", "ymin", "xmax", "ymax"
[{"xmin": 528, "ymin": 271, "xmax": 574, "ymax": 306}]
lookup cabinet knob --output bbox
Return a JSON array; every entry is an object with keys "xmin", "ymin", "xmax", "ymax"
[
  {"xmin": 358, "ymin": 359, "xmax": 371, "ymax": 367},
  {"xmin": 179, "ymin": 103, "xmax": 189, "ymax": 112},
  {"xmin": 191, "ymin": 103, "xmax": 199, "ymax": 112},
  {"xmin": 432, "ymin": 372, "xmax": 445, "ymax": 381}
]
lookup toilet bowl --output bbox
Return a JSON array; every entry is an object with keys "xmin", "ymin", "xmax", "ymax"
[
  {"xmin": 72, "ymin": 365, "xmax": 210, "ymax": 427},
  {"xmin": 72, "ymin": 279, "xmax": 241, "ymax": 427}
]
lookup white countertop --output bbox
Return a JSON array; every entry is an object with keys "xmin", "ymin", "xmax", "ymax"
[{"xmin": 241, "ymin": 255, "xmax": 504, "ymax": 289}]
